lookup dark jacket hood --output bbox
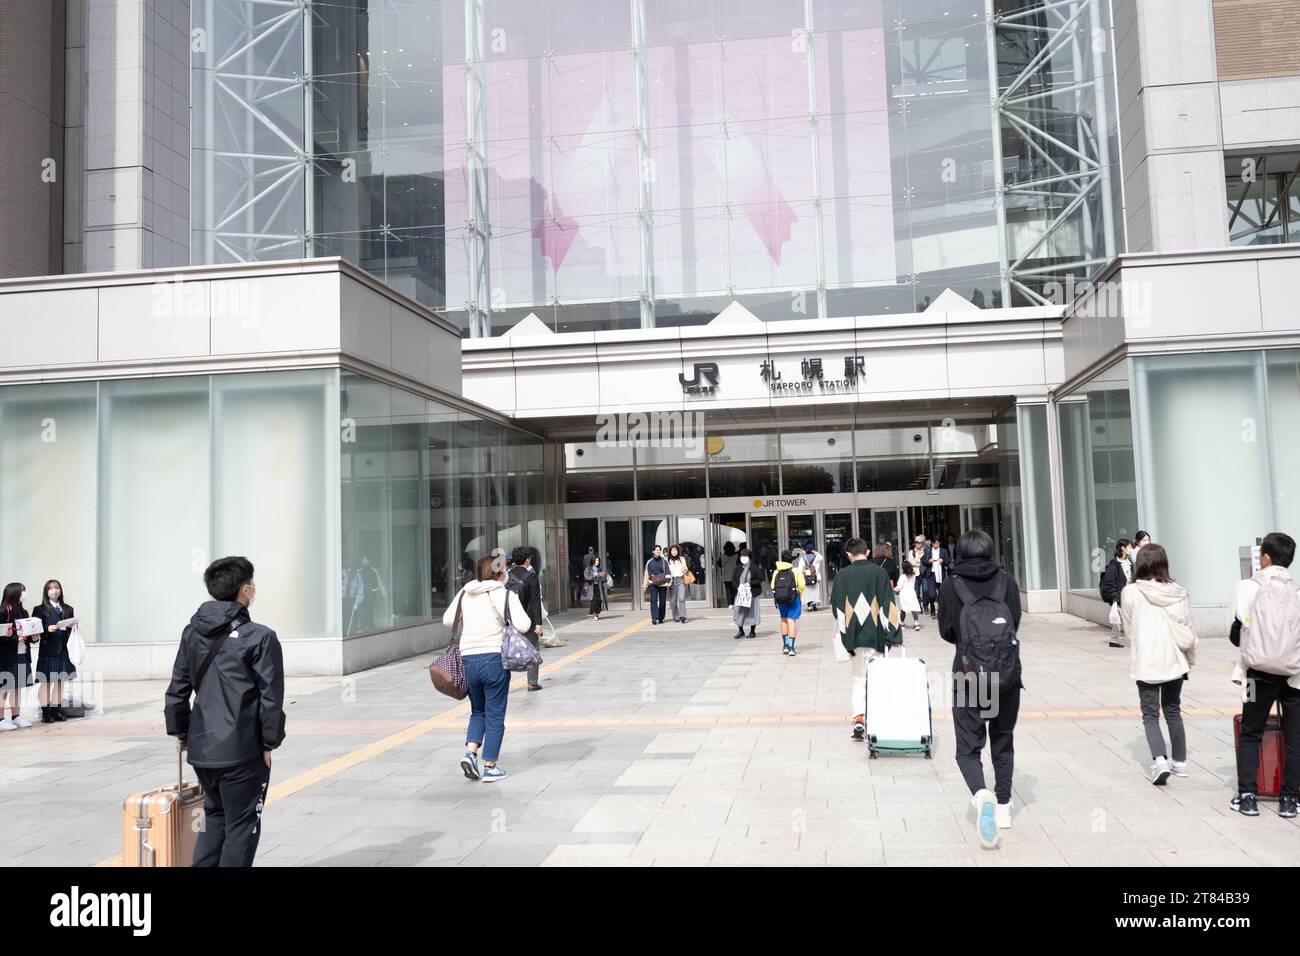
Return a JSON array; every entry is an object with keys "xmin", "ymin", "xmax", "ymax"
[
  {"xmin": 951, "ymin": 557, "xmax": 1002, "ymax": 582},
  {"xmin": 190, "ymin": 600, "xmax": 250, "ymax": 637}
]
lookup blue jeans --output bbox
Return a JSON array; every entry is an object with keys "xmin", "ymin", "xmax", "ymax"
[
  {"xmin": 464, "ymin": 652, "xmax": 511, "ymax": 763},
  {"xmin": 648, "ymin": 585, "xmax": 667, "ymax": 622}
]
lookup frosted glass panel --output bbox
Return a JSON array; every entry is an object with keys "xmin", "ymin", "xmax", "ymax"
[
  {"xmin": 0, "ymin": 383, "xmax": 98, "ymax": 642},
  {"xmin": 340, "ymin": 374, "xmax": 392, "ymax": 636},
  {"xmin": 212, "ymin": 371, "xmax": 335, "ymax": 639},
  {"xmin": 1019, "ymin": 404, "xmax": 1057, "ymax": 591},
  {"xmin": 1059, "ymin": 364, "xmax": 1139, "ymax": 592},
  {"xmin": 99, "ymin": 378, "xmax": 210, "ymax": 642},
  {"xmin": 1134, "ymin": 353, "xmax": 1272, "ymax": 604},
  {"xmin": 1267, "ymin": 350, "xmax": 1300, "ymax": 532}
]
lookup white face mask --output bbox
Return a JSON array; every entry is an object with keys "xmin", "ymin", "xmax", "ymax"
[{"xmin": 740, "ymin": 556, "xmax": 750, "ymax": 565}]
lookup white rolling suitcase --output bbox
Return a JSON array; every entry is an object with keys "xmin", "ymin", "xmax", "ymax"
[{"xmin": 865, "ymin": 645, "xmax": 933, "ymax": 758}]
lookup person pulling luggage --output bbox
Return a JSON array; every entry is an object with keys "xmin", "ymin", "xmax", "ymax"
[
  {"xmin": 1229, "ymin": 532, "xmax": 1300, "ymax": 819},
  {"xmin": 164, "ymin": 557, "xmax": 285, "ymax": 867}
]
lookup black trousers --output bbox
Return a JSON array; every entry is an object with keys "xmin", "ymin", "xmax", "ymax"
[
  {"xmin": 193, "ymin": 756, "xmax": 272, "ymax": 867},
  {"xmin": 1236, "ymin": 671, "xmax": 1300, "ymax": 797},
  {"xmin": 724, "ymin": 581, "xmax": 737, "ymax": 607},
  {"xmin": 953, "ymin": 687, "xmax": 1021, "ymax": 804}
]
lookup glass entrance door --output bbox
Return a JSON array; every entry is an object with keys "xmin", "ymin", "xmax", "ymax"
[
  {"xmin": 710, "ymin": 512, "xmax": 747, "ymax": 606},
  {"xmin": 823, "ymin": 511, "xmax": 852, "ymax": 585},
  {"xmin": 961, "ymin": 504, "xmax": 1000, "ymax": 561},
  {"xmin": 862, "ymin": 507, "xmax": 904, "ymax": 557},
  {"xmin": 603, "ymin": 518, "xmax": 633, "ymax": 608},
  {"xmin": 677, "ymin": 514, "xmax": 709, "ymax": 604},
  {"xmin": 785, "ymin": 512, "xmax": 817, "ymax": 555},
  {"xmin": 750, "ymin": 514, "xmax": 779, "ymax": 579}
]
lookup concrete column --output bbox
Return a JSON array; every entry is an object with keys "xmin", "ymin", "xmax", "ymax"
[{"xmin": 83, "ymin": 0, "xmax": 190, "ymax": 271}]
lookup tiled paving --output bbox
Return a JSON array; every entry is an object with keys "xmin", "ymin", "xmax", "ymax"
[{"xmin": 2, "ymin": 607, "xmax": 1296, "ymax": 867}]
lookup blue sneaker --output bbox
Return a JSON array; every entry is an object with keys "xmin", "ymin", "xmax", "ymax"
[
  {"xmin": 482, "ymin": 765, "xmax": 508, "ymax": 783},
  {"xmin": 459, "ymin": 751, "xmax": 481, "ymax": 781},
  {"xmin": 974, "ymin": 789, "xmax": 1000, "ymax": 849}
]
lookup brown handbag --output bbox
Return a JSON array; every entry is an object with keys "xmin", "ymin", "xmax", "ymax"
[
  {"xmin": 683, "ymin": 569, "xmax": 696, "ymax": 586},
  {"xmin": 429, "ymin": 593, "xmax": 468, "ymax": 700}
]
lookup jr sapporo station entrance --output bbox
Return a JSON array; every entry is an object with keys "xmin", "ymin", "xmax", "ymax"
[{"xmin": 565, "ymin": 491, "xmax": 1002, "ymax": 612}]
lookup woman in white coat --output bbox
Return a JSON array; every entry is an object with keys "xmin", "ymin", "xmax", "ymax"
[
  {"xmin": 1120, "ymin": 542, "xmax": 1196, "ymax": 787},
  {"xmin": 799, "ymin": 547, "xmax": 825, "ymax": 611}
]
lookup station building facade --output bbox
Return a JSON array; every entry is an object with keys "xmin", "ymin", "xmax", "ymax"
[{"xmin": 1, "ymin": 0, "xmax": 1299, "ymax": 673}]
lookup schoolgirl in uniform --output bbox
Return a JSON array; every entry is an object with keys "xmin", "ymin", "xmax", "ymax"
[
  {"xmin": 0, "ymin": 582, "xmax": 34, "ymax": 730},
  {"xmin": 34, "ymin": 579, "xmax": 77, "ymax": 723}
]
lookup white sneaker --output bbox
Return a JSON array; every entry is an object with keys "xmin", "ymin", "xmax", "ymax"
[
  {"xmin": 1149, "ymin": 755, "xmax": 1171, "ymax": 785},
  {"xmin": 1170, "ymin": 760, "xmax": 1188, "ymax": 777},
  {"xmin": 11, "ymin": 715, "xmax": 31, "ymax": 729},
  {"xmin": 995, "ymin": 801, "xmax": 1012, "ymax": 829},
  {"xmin": 0, "ymin": 719, "xmax": 15, "ymax": 732}
]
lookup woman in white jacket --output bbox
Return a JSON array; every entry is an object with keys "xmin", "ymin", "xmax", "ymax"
[
  {"xmin": 1121, "ymin": 543, "xmax": 1196, "ymax": 787},
  {"xmin": 443, "ymin": 554, "xmax": 529, "ymax": 782}
]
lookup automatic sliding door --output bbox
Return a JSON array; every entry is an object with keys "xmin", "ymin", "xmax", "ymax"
[
  {"xmin": 786, "ymin": 512, "xmax": 816, "ymax": 555},
  {"xmin": 604, "ymin": 518, "xmax": 633, "ymax": 608},
  {"xmin": 677, "ymin": 514, "xmax": 708, "ymax": 603},
  {"xmin": 750, "ymin": 514, "xmax": 779, "ymax": 577},
  {"xmin": 823, "ymin": 511, "xmax": 852, "ymax": 585},
  {"xmin": 710, "ymin": 513, "xmax": 747, "ymax": 606}
]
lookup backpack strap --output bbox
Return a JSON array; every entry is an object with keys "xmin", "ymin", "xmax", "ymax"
[
  {"xmin": 992, "ymin": 572, "xmax": 1009, "ymax": 605},
  {"xmin": 951, "ymin": 575, "xmax": 975, "ymax": 606},
  {"xmin": 194, "ymin": 629, "xmax": 233, "ymax": 693}
]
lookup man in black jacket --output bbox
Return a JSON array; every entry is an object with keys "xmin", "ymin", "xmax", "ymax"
[
  {"xmin": 165, "ymin": 556, "xmax": 285, "ymax": 867},
  {"xmin": 508, "ymin": 547, "xmax": 545, "ymax": 692},
  {"xmin": 937, "ymin": 530, "xmax": 1023, "ymax": 848}
]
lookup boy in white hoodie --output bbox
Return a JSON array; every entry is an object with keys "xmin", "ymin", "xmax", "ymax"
[
  {"xmin": 1228, "ymin": 532, "xmax": 1300, "ymax": 819},
  {"xmin": 1121, "ymin": 543, "xmax": 1195, "ymax": 785}
]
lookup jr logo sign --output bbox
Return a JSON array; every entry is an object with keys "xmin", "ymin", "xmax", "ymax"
[{"xmin": 679, "ymin": 363, "xmax": 719, "ymax": 395}]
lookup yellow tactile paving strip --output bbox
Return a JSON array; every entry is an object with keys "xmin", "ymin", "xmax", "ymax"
[{"xmin": 98, "ymin": 617, "xmax": 651, "ymax": 866}]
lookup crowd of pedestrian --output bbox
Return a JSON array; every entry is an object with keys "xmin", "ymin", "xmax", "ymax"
[{"xmin": 143, "ymin": 515, "xmax": 1300, "ymax": 865}]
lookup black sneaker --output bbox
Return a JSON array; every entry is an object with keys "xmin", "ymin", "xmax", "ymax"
[
  {"xmin": 1231, "ymin": 792, "xmax": 1260, "ymax": 816},
  {"xmin": 1280, "ymin": 795, "xmax": 1298, "ymax": 819},
  {"xmin": 735, "ymin": 630, "xmax": 744, "ymax": 639}
]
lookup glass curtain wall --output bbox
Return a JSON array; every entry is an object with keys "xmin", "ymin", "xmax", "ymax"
[
  {"xmin": 341, "ymin": 373, "xmax": 545, "ymax": 637},
  {"xmin": 0, "ymin": 371, "xmax": 338, "ymax": 645},
  {"xmin": 0, "ymin": 370, "xmax": 542, "ymax": 645},
  {"xmin": 997, "ymin": 403, "xmax": 1056, "ymax": 590},
  {"xmin": 191, "ymin": 1, "xmax": 1123, "ymax": 333},
  {"xmin": 1058, "ymin": 361, "xmax": 1138, "ymax": 594},
  {"xmin": 565, "ymin": 420, "xmax": 1001, "ymax": 503},
  {"xmin": 1131, "ymin": 350, "xmax": 1300, "ymax": 605}
]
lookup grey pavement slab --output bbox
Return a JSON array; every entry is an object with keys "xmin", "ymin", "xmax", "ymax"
[{"xmin": 5, "ymin": 607, "xmax": 1298, "ymax": 867}]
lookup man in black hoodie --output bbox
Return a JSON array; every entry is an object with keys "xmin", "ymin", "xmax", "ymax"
[
  {"xmin": 165, "ymin": 556, "xmax": 285, "ymax": 867},
  {"xmin": 937, "ymin": 530, "xmax": 1023, "ymax": 848}
]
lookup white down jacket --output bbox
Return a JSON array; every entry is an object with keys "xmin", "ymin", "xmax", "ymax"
[{"xmin": 1121, "ymin": 578, "xmax": 1196, "ymax": 683}]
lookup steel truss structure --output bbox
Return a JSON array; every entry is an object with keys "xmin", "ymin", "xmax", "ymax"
[
  {"xmin": 988, "ymin": 0, "xmax": 1117, "ymax": 306},
  {"xmin": 196, "ymin": 0, "xmax": 315, "ymax": 265}
]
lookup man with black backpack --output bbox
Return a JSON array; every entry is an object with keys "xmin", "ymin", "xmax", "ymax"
[
  {"xmin": 1229, "ymin": 532, "xmax": 1300, "ymax": 819},
  {"xmin": 938, "ymin": 530, "xmax": 1023, "ymax": 850},
  {"xmin": 507, "ymin": 547, "xmax": 545, "ymax": 692},
  {"xmin": 164, "ymin": 556, "xmax": 285, "ymax": 867}
]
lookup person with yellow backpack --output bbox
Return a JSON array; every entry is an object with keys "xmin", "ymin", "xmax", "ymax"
[{"xmin": 770, "ymin": 550, "xmax": 806, "ymax": 657}]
